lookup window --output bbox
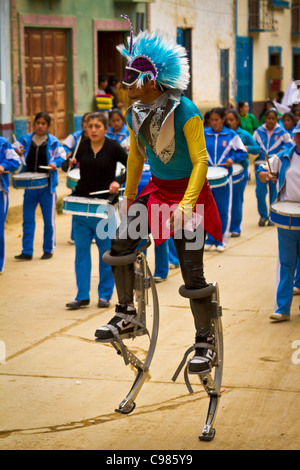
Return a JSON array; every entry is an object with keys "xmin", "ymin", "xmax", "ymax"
[
  {"xmin": 292, "ymin": 0, "xmax": 300, "ymax": 33},
  {"xmin": 249, "ymin": 0, "xmax": 275, "ymax": 31}
]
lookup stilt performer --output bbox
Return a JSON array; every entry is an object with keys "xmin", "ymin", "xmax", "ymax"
[{"xmin": 95, "ymin": 18, "xmax": 222, "ymax": 373}]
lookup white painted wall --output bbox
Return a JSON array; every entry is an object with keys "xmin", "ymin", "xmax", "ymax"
[{"xmin": 149, "ymin": 0, "xmax": 235, "ymax": 113}]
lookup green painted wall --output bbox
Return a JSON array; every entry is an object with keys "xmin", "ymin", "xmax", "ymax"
[{"xmin": 15, "ymin": 0, "xmax": 145, "ymax": 132}]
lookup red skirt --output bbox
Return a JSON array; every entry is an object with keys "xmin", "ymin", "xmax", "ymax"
[{"xmin": 135, "ymin": 175, "xmax": 222, "ymax": 246}]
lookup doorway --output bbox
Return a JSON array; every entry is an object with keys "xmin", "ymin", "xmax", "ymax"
[{"xmin": 24, "ymin": 28, "xmax": 68, "ymax": 139}]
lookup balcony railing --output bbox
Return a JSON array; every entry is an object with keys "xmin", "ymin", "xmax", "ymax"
[{"xmin": 249, "ymin": 0, "xmax": 276, "ymax": 31}]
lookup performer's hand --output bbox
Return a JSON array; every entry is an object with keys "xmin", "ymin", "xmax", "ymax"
[
  {"xmin": 169, "ymin": 208, "xmax": 187, "ymax": 233},
  {"xmin": 0, "ymin": 165, "xmax": 4, "ymax": 175},
  {"xmin": 224, "ymin": 158, "xmax": 233, "ymax": 168},
  {"xmin": 109, "ymin": 181, "xmax": 120, "ymax": 194},
  {"xmin": 48, "ymin": 163, "xmax": 57, "ymax": 171},
  {"xmin": 69, "ymin": 157, "xmax": 77, "ymax": 168},
  {"xmin": 15, "ymin": 146, "xmax": 24, "ymax": 157},
  {"xmin": 258, "ymin": 171, "xmax": 277, "ymax": 183}
]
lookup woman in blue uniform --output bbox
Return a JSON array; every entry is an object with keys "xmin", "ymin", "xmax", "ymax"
[
  {"xmin": 14, "ymin": 112, "xmax": 66, "ymax": 260},
  {"xmin": 0, "ymin": 137, "xmax": 20, "ymax": 273},
  {"xmin": 253, "ymin": 108, "xmax": 294, "ymax": 226},
  {"xmin": 204, "ymin": 107, "xmax": 247, "ymax": 251},
  {"xmin": 65, "ymin": 112, "xmax": 128, "ymax": 310},
  {"xmin": 225, "ymin": 109, "xmax": 260, "ymax": 237}
]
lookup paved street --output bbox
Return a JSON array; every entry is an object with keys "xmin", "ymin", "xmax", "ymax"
[{"xmin": 0, "ymin": 168, "xmax": 300, "ymax": 450}]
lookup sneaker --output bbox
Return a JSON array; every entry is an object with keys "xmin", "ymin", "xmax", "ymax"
[
  {"xmin": 269, "ymin": 312, "xmax": 290, "ymax": 322},
  {"xmin": 95, "ymin": 304, "xmax": 144, "ymax": 341},
  {"xmin": 258, "ymin": 218, "xmax": 268, "ymax": 227},
  {"xmin": 15, "ymin": 253, "xmax": 32, "ymax": 260},
  {"xmin": 204, "ymin": 244, "xmax": 214, "ymax": 251},
  {"xmin": 153, "ymin": 276, "xmax": 167, "ymax": 283},
  {"xmin": 231, "ymin": 232, "xmax": 240, "ymax": 238},
  {"xmin": 293, "ymin": 287, "xmax": 300, "ymax": 295},
  {"xmin": 98, "ymin": 298, "xmax": 110, "ymax": 308},
  {"xmin": 188, "ymin": 336, "xmax": 216, "ymax": 373},
  {"xmin": 216, "ymin": 245, "xmax": 225, "ymax": 253}
]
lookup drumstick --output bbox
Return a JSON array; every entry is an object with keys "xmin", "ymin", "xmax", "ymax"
[
  {"xmin": 39, "ymin": 165, "xmax": 52, "ymax": 170},
  {"xmin": 89, "ymin": 188, "xmax": 125, "ymax": 196},
  {"xmin": 67, "ymin": 134, "xmax": 82, "ymax": 174},
  {"xmin": 264, "ymin": 150, "xmax": 273, "ymax": 174}
]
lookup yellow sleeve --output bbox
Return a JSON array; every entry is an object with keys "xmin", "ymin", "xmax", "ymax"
[
  {"xmin": 124, "ymin": 126, "xmax": 145, "ymax": 200},
  {"xmin": 178, "ymin": 116, "xmax": 208, "ymax": 217}
]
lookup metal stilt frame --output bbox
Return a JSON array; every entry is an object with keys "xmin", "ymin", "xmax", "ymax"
[
  {"xmin": 97, "ymin": 239, "xmax": 159, "ymax": 414},
  {"xmin": 172, "ymin": 282, "xmax": 223, "ymax": 441}
]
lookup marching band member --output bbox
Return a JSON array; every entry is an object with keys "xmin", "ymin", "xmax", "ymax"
[
  {"xmin": 225, "ymin": 109, "xmax": 260, "ymax": 237},
  {"xmin": 257, "ymin": 120, "xmax": 300, "ymax": 322},
  {"xmin": 253, "ymin": 108, "xmax": 294, "ymax": 226},
  {"xmin": 0, "ymin": 137, "xmax": 21, "ymax": 273},
  {"xmin": 65, "ymin": 112, "xmax": 128, "ymax": 310},
  {"xmin": 14, "ymin": 112, "xmax": 66, "ymax": 260},
  {"xmin": 204, "ymin": 107, "xmax": 247, "ymax": 251},
  {"xmin": 62, "ymin": 112, "xmax": 91, "ymax": 244},
  {"xmin": 62, "ymin": 112, "xmax": 90, "ymax": 155}
]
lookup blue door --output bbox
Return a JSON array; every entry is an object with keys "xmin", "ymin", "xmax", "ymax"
[
  {"xmin": 177, "ymin": 28, "xmax": 192, "ymax": 100},
  {"xmin": 236, "ymin": 37, "xmax": 253, "ymax": 108}
]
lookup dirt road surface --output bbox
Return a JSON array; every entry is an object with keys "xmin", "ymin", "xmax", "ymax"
[{"xmin": 0, "ymin": 169, "xmax": 300, "ymax": 451}]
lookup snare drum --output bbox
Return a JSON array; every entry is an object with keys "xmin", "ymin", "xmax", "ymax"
[
  {"xmin": 12, "ymin": 172, "xmax": 49, "ymax": 190},
  {"xmin": 270, "ymin": 201, "xmax": 300, "ymax": 230},
  {"xmin": 232, "ymin": 163, "xmax": 244, "ymax": 184},
  {"xmin": 207, "ymin": 167, "xmax": 229, "ymax": 188},
  {"xmin": 63, "ymin": 196, "xmax": 110, "ymax": 219},
  {"xmin": 67, "ymin": 168, "xmax": 80, "ymax": 189}
]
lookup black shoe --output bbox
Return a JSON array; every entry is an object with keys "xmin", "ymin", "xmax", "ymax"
[
  {"xmin": 95, "ymin": 304, "xmax": 143, "ymax": 341},
  {"xmin": 66, "ymin": 299, "xmax": 90, "ymax": 310},
  {"xmin": 41, "ymin": 252, "xmax": 53, "ymax": 260},
  {"xmin": 188, "ymin": 336, "xmax": 216, "ymax": 373},
  {"xmin": 15, "ymin": 253, "xmax": 32, "ymax": 260},
  {"xmin": 98, "ymin": 299, "xmax": 110, "ymax": 308},
  {"xmin": 258, "ymin": 218, "xmax": 268, "ymax": 227},
  {"xmin": 267, "ymin": 219, "xmax": 275, "ymax": 226}
]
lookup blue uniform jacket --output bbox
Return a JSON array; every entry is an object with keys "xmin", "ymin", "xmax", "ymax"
[
  {"xmin": 62, "ymin": 129, "xmax": 83, "ymax": 153},
  {"xmin": 204, "ymin": 125, "xmax": 247, "ymax": 174},
  {"xmin": 253, "ymin": 124, "xmax": 293, "ymax": 161},
  {"xmin": 15, "ymin": 132, "xmax": 66, "ymax": 193},
  {"xmin": 106, "ymin": 123, "xmax": 129, "ymax": 145},
  {"xmin": 236, "ymin": 127, "xmax": 260, "ymax": 159},
  {"xmin": 0, "ymin": 137, "xmax": 21, "ymax": 193},
  {"xmin": 257, "ymin": 144, "xmax": 297, "ymax": 197}
]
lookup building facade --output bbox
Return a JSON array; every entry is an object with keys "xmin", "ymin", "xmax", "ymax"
[
  {"xmin": 150, "ymin": 0, "xmax": 236, "ymax": 115},
  {"xmin": 1, "ymin": 0, "xmax": 299, "ymax": 140},
  {"xmin": 236, "ymin": 0, "xmax": 300, "ymax": 116},
  {"xmin": 0, "ymin": 0, "xmax": 152, "ymax": 140}
]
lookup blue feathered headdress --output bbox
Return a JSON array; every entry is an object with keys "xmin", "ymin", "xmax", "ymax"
[{"xmin": 117, "ymin": 15, "xmax": 190, "ymax": 91}]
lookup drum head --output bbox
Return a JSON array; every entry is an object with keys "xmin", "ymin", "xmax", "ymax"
[
  {"xmin": 68, "ymin": 168, "xmax": 80, "ymax": 179},
  {"xmin": 271, "ymin": 201, "xmax": 300, "ymax": 216},
  {"xmin": 232, "ymin": 164, "xmax": 243, "ymax": 176},
  {"xmin": 207, "ymin": 167, "xmax": 229, "ymax": 180},
  {"xmin": 13, "ymin": 172, "xmax": 48, "ymax": 180}
]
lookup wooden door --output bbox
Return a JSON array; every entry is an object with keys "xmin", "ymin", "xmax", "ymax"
[
  {"xmin": 25, "ymin": 28, "xmax": 67, "ymax": 139},
  {"xmin": 98, "ymin": 31, "xmax": 125, "ymax": 81}
]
